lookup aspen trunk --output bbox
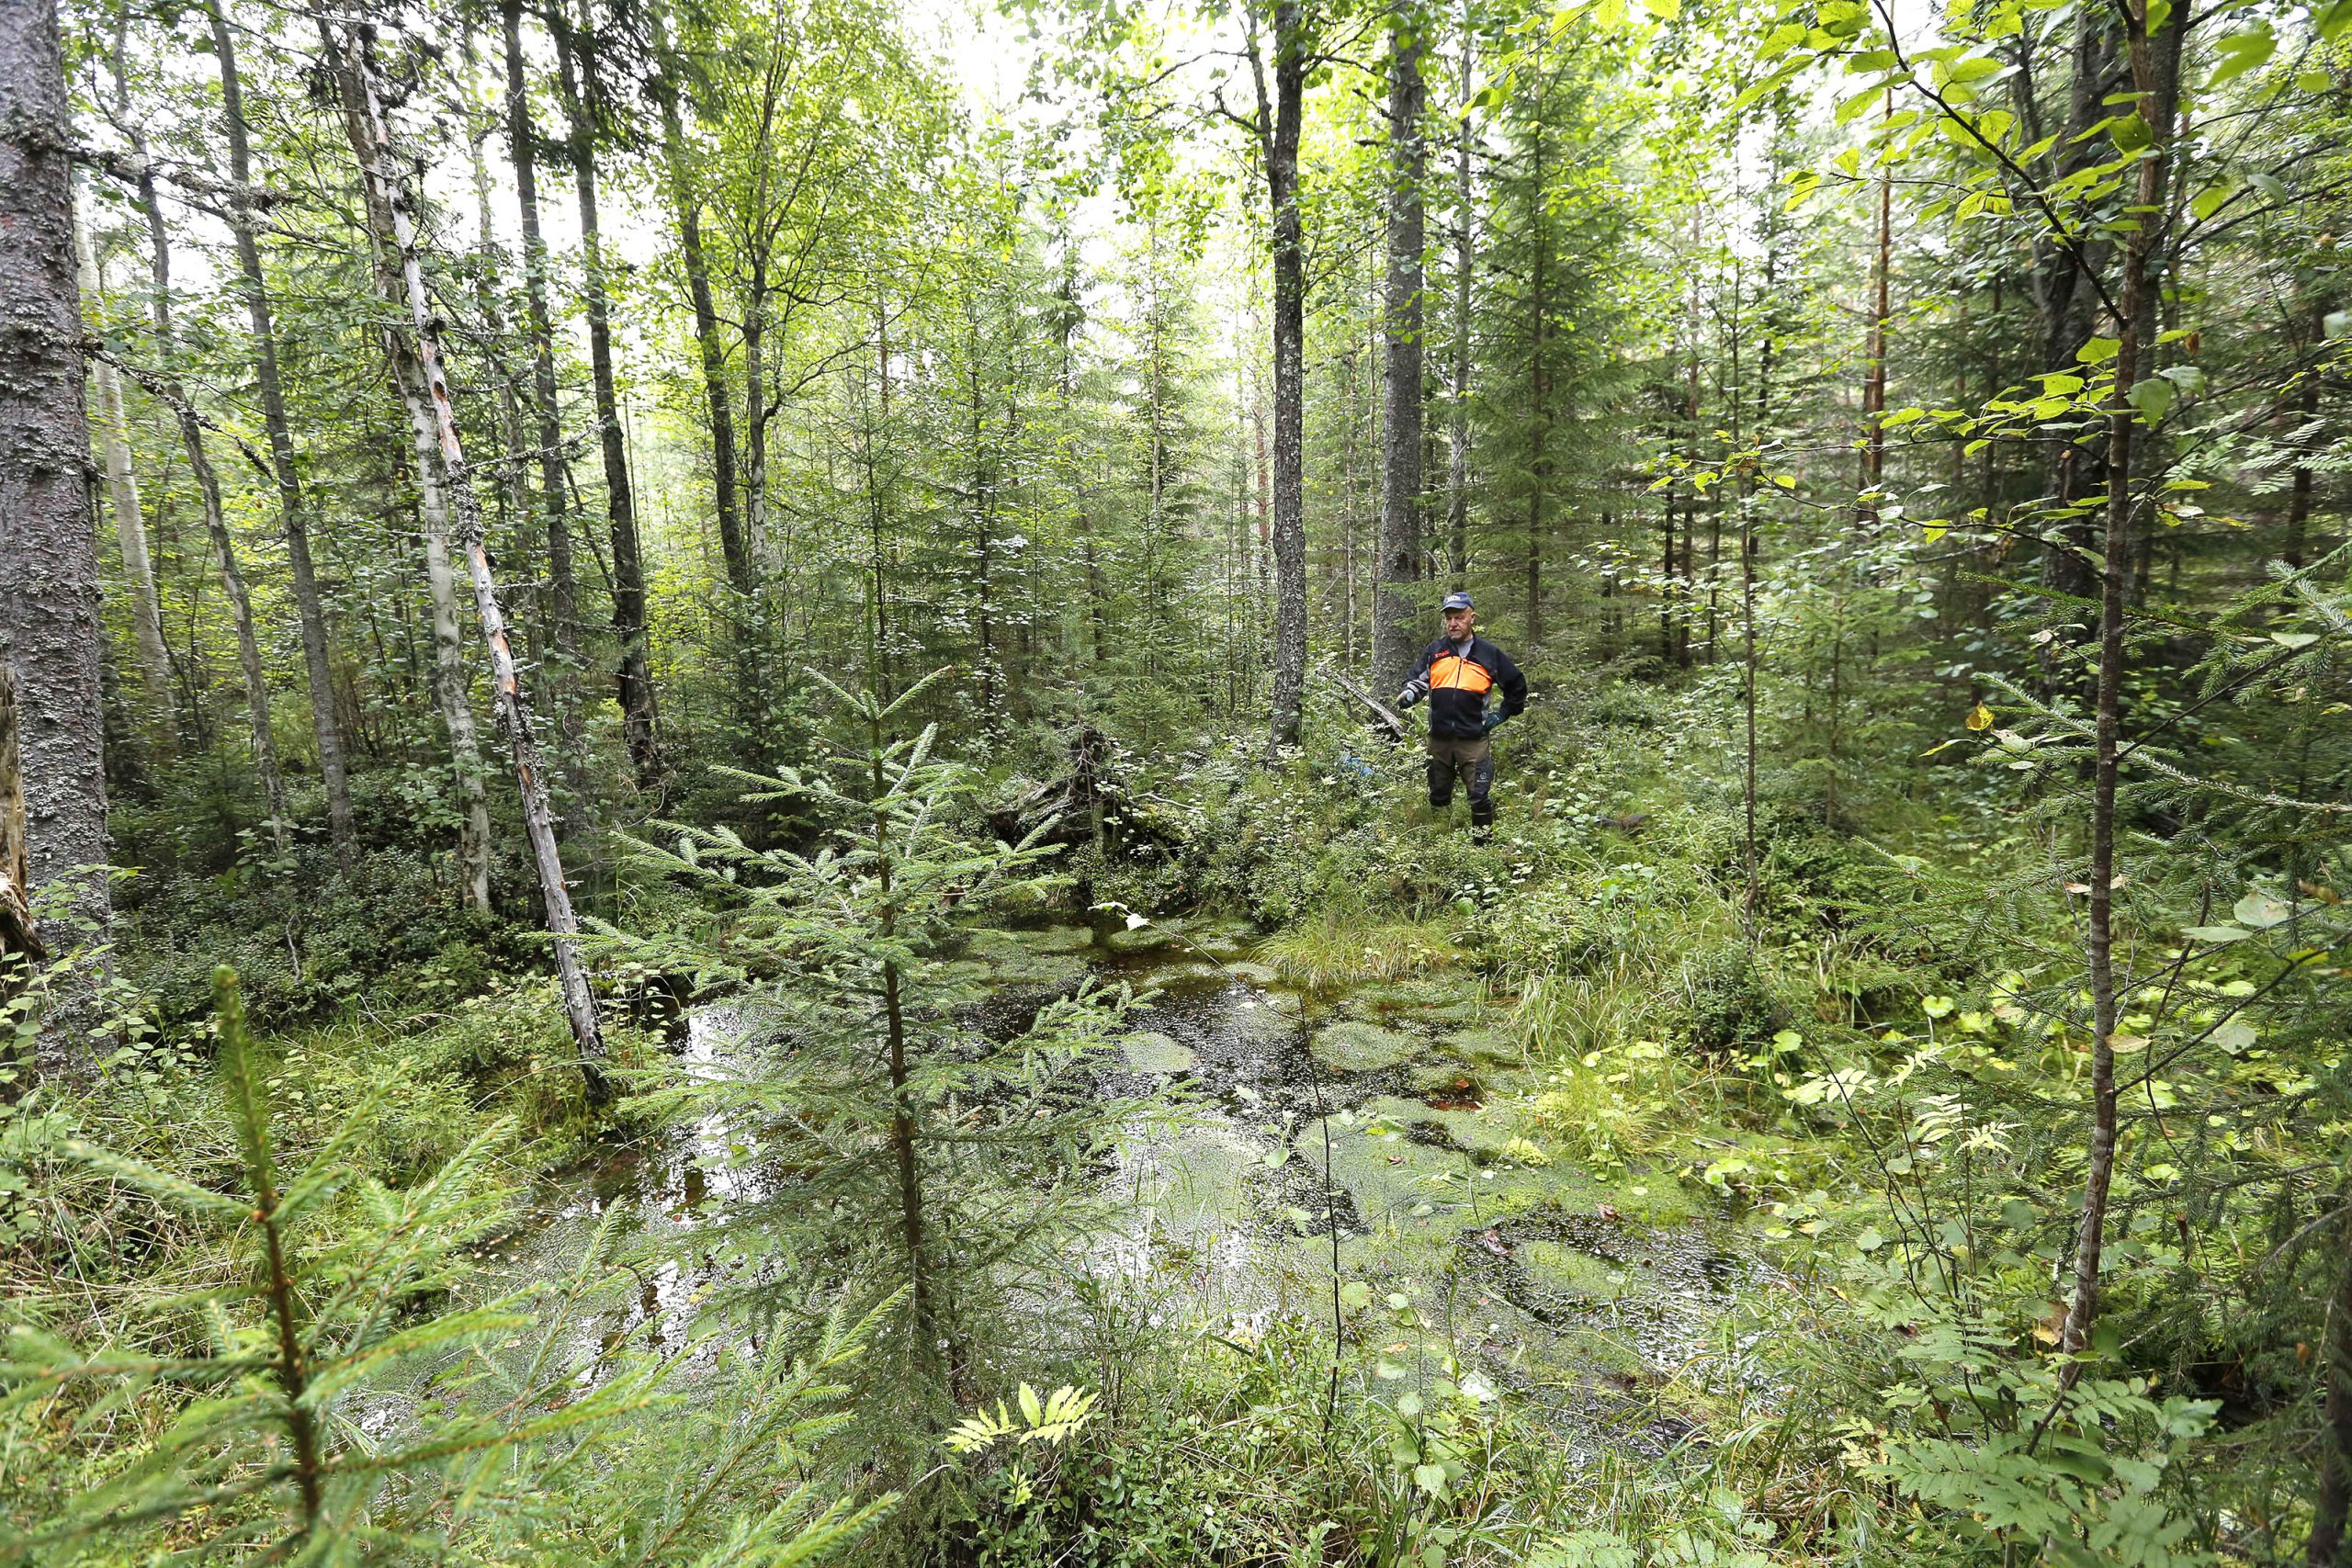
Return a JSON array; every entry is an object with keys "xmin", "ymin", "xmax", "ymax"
[
  {"xmin": 338, "ymin": 28, "xmax": 608, "ymax": 1100},
  {"xmin": 210, "ymin": 3, "xmax": 355, "ymax": 866},
  {"xmin": 1374, "ymin": 6, "xmax": 1426, "ymax": 698},
  {"xmin": 553, "ymin": 9, "xmax": 659, "ymax": 793}
]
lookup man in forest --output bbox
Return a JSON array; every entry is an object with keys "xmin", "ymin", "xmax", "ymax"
[{"xmin": 1395, "ymin": 592, "xmax": 1527, "ymax": 840}]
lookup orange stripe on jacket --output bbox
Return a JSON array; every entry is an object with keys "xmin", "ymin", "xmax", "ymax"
[{"xmin": 1428, "ymin": 655, "xmax": 1494, "ymax": 694}]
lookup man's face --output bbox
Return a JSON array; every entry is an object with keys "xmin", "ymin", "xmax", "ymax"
[{"xmin": 1442, "ymin": 607, "xmax": 1475, "ymax": 641}]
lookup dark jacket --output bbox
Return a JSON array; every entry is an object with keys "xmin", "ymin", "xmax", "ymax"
[{"xmin": 1400, "ymin": 634, "xmax": 1527, "ymax": 739}]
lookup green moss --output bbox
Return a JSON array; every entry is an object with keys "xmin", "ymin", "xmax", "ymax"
[
  {"xmin": 1516, "ymin": 1238, "xmax": 1633, "ymax": 1304},
  {"xmin": 1104, "ymin": 924, "xmax": 1175, "ymax": 953},
  {"xmin": 1223, "ymin": 961, "xmax": 1280, "ymax": 986},
  {"xmin": 1309, "ymin": 1020, "xmax": 1425, "ymax": 1074},
  {"xmin": 1122, "ymin": 1032, "xmax": 1198, "ymax": 1073},
  {"xmin": 1227, "ymin": 989, "xmax": 1305, "ymax": 1043},
  {"xmin": 1017, "ymin": 924, "xmax": 1096, "ymax": 954},
  {"xmin": 1441, "ymin": 1027, "xmax": 1523, "ymax": 1066}
]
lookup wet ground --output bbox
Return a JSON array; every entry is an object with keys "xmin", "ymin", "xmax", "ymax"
[{"xmin": 476, "ymin": 911, "xmax": 1776, "ymax": 1450}]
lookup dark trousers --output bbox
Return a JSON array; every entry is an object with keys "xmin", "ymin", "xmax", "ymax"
[{"xmin": 1426, "ymin": 734, "xmax": 1494, "ymax": 828}]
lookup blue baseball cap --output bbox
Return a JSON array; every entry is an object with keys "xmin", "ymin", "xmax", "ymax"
[{"xmin": 1441, "ymin": 592, "xmax": 1474, "ymax": 612}]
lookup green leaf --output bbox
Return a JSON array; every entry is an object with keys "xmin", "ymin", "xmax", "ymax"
[
  {"xmin": 2207, "ymin": 25, "xmax": 2275, "ymax": 89},
  {"xmin": 2232, "ymin": 892, "xmax": 2291, "ymax": 929},
  {"xmin": 2182, "ymin": 925, "xmax": 2251, "ymax": 943},
  {"xmin": 2323, "ymin": 0, "xmax": 2352, "ymax": 42},
  {"xmin": 1639, "ymin": 0, "xmax": 1679, "ymax": 18},
  {"xmin": 1339, "ymin": 1280, "xmax": 1372, "ymax": 1311},
  {"xmin": 1855, "ymin": 1226, "xmax": 1886, "ymax": 1252},
  {"xmin": 1019, "ymin": 1382, "xmax": 1044, "ymax": 1427},
  {"xmin": 1413, "ymin": 1462, "xmax": 1448, "ymax": 1495},
  {"xmin": 1396, "ymin": 1390, "xmax": 1424, "ymax": 1417},
  {"xmin": 2076, "ymin": 337, "xmax": 2121, "ymax": 365},
  {"xmin": 2188, "ymin": 184, "xmax": 2232, "ymax": 221},
  {"xmin": 2126, "ymin": 377, "xmax": 2175, "ymax": 421}
]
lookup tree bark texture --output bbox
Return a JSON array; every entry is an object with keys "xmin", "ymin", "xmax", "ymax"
[
  {"xmin": 553, "ymin": 8, "xmax": 659, "ymax": 793},
  {"xmin": 339, "ymin": 28, "xmax": 608, "ymax": 1099},
  {"xmin": 1374, "ymin": 8, "xmax": 1426, "ymax": 699},
  {"xmin": 1, "ymin": 0, "xmax": 111, "ymax": 1066},
  {"xmin": 210, "ymin": 3, "xmax": 356, "ymax": 865}
]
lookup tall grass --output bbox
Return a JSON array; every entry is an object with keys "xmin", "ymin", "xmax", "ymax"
[{"xmin": 1256, "ymin": 912, "xmax": 1462, "ymax": 992}]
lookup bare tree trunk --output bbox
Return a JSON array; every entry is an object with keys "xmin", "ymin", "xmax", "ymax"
[
  {"xmin": 653, "ymin": 53, "xmax": 747, "ymax": 598},
  {"xmin": 338, "ymin": 27, "xmax": 607, "ymax": 1100},
  {"xmin": 501, "ymin": 0, "xmax": 588, "ymax": 808},
  {"xmin": 1253, "ymin": 0, "xmax": 1310, "ymax": 751},
  {"xmin": 553, "ymin": 7, "xmax": 658, "ymax": 794},
  {"xmin": 1859, "ymin": 98, "xmax": 1892, "ymax": 523},
  {"xmin": 73, "ymin": 212, "xmax": 172, "ymax": 720},
  {"xmin": 210, "ymin": 3, "xmax": 355, "ymax": 867},
  {"xmin": 2059, "ymin": 0, "xmax": 2182, "ymax": 1361},
  {"xmin": 1444, "ymin": 0, "xmax": 1472, "ymax": 589},
  {"xmin": 1374, "ymin": 5, "xmax": 1426, "ymax": 698}
]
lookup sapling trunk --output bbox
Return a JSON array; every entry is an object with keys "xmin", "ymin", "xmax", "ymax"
[{"xmin": 2059, "ymin": 0, "xmax": 2181, "ymax": 1361}]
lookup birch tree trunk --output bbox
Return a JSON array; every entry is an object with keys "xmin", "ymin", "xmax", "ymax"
[
  {"xmin": 553, "ymin": 8, "xmax": 659, "ymax": 793},
  {"xmin": 1374, "ymin": 4, "xmax": 1426, "ymax": 699},
  {"xmin": 0, "ymin": 0, "xmax": 110, "ymax": 1070},
  {"xmin": 73, "ymin": 211, "xmax": 173, "ymax": 721},
  {"xmin": 337, "ymin": 27, "xmax": 608, "ymax": 1100},
  {"xmin": 390, "ymin": 344, "xmax": 495, "ymax": 915},
  {"xmin": 209, "ymin": 2, "xmax": 355, "ymax": 866}
]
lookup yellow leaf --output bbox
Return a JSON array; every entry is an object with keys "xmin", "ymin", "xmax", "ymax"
[{"xmin": 1964, "ymin": 702, "xmax": 1995, "ymax": 731}]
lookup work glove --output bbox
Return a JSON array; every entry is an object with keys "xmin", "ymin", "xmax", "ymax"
[
  {"xmin": 1479, "ymin": 710, "xmax": 1507, "ymax": 735},
  {"xmin": 1395, "ymin": 687, "xmax": 1419, "ymax": 710}
]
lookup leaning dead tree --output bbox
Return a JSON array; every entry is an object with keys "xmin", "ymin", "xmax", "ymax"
[{"xmin": 333, "ymin": 25, "xmax": 609, "ymax": 1101}]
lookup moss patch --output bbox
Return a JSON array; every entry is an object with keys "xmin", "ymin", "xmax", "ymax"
[
  {"xmin": 1309, "ymin": 1020, "xmax": 1426, "ymax": 1074},
  {"xmin": 1017, "ymin": 924, "xmax": 1096, "ymax": 954},
  {"xmin": 1104, "ymin": 924, "xmax": 1176, "ymax": 953},
  {"xmin": 1122, "ymin": 1032, "xmax": 1198, "ymax": 1073}
]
